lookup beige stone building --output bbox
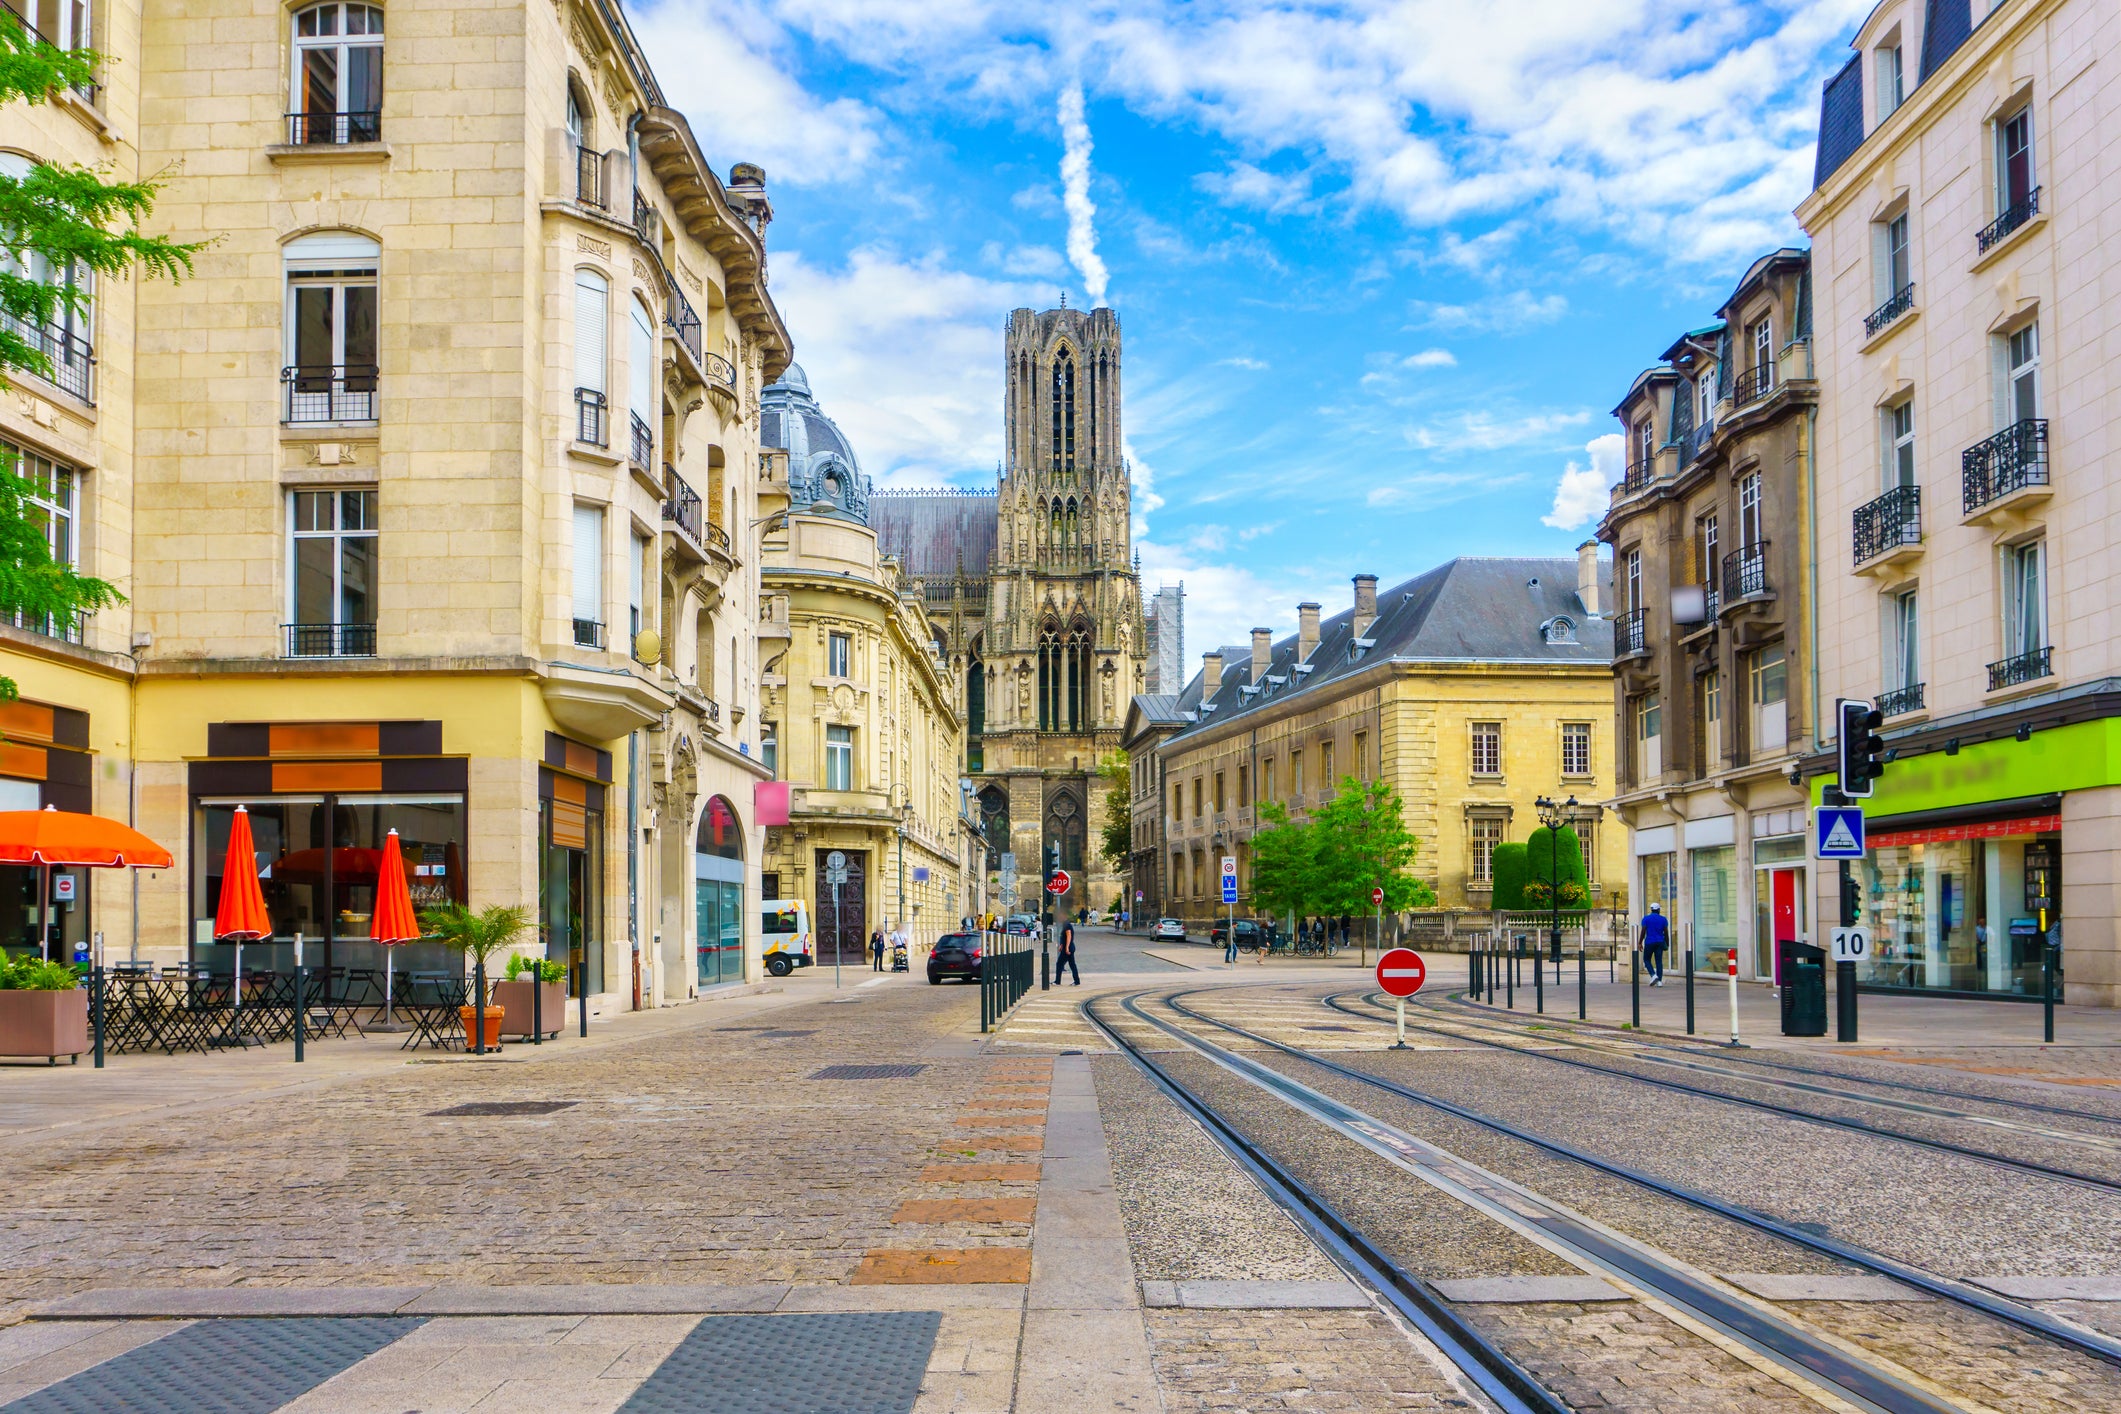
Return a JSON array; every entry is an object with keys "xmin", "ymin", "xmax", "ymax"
[
  {"xmin": 1598, "ymin": 250, "xmax": 1820, "ymax": 982},
  {"xmin": 0, "ymin": 0, "xmax": 791, "ymax": 1009},
  {"xmin": 1797, "ymin": 0, "xmax": 2121, "ymax": 1005},
  {"xmin": 754, "ymin": 372, "xmax": 981, "ymax": 964},
  {"xmin": 1125, "ymin": 560, "xmax": 1624, "ymax": 929}
]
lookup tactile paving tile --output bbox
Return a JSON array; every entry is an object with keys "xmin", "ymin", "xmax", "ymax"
[
  {"xmin": 809, "ymin": 1063, "xmax": 926, "ymax": 1080},
  {"xmin": 617, "ymin": 1311, "xmax": 941, "ymax": 1414},
  {"xmin": 0, "ymin": 1317, "xmax": 425, "ymax": 1414}
]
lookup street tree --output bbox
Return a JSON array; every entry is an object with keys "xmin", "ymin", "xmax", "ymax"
[
  {"xmin": 1095, "ymin": 752, "xmax": 1130, "ymax": 866},
  {"xmin": 1310, "ymin": 776, "xmax": 1436, "ymax": 917},
  {"xmin": 1246, "ymin": 800, "xmax": 1318, "ymax": 921},
  {"xmin": 1, "ymin": 14, "xmax": 201, "ymax": 698}
]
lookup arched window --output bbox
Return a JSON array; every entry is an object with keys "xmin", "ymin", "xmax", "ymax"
[
  {"xmin": 284, "ymin": 231, "xmax": 379, "ymax": 423},
  {"xmin": 1051, "ymin": 348, "xmax": 1076, "ymax": 475},
  {"xmin": 572, "ymin": 268, "xmax": 608, "ymax": 444},
  {"xmin": 696, "ymin": 796, "xmax": 746, "ymax": 987},
  {"xmin": 291, "ymin": 4, "xmax": 383, "ymax": 145}
]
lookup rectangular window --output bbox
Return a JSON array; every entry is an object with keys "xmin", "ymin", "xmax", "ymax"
[
  {"xmin": 1886, "ymin": 400, "xmax": 1915, "ymax": 488},
  {"xmin": 1885, "ymin": 212, "xmax": 1910, "ymax": 294},
  {"xmin": 1891, "ymin": 590, "xmax": 1919, "ymax": 691},
  {"xmin": 1750, "ymin": 645, "xmax": 1788, "ymax": 753},
  {"xmin": 628, "ymin": 532, "xmax": 646, "ymax": 643},
  {"xmin": 1635, "ymin": 694, "xmax": 1662, "ymax": 780},
  {"xmin": 2006, "ymin": 540, "xmax": 2046, "ymax": 656},
  {"xmin": 1997, "ymin": 106, "xmax": 2034, "ymax": 213},
  {"xmin": 2006, "ymin": 324, "xmax": 2040, "ymax": 426},
  {"xmin": 1213, "ymin": 771, "xmax": 1225, "ymax": 813},
  {"xmin": 1878, "ymin": 43, "xmax": 1904, "ymax": 119},
  {"xmin": 1750, "ymin": 316, "xmax": 1773, "ymax": 378},
  {"xmin": 1353, "ymin": 731, "xmax": 1367, "ymax": 779},
  {"xmin": 1633, "ymin": 418, "xmax": 1653, "ymax": 468},
  {"xmin": 1262, "ymin": 758, "xmax": 1275, "ymax": 802},
  {"xmin": 3, "ymin": 442, "xmax": 80, "ymax": 642},
  {"xmin": 827, "ymin": 631, "xmax": 851, "ymax": 678},
  {"xmin": 761, "ymin": 723, "xmax": 778, "ymax": 778},
  {"xmin": 570, "ymin": 503, "xmax": 603, "ymax": 647},
  {"xmin": 824, "ymin": 725, "xmax": 853, "ymax": 790},
  {"xmin": 289, "ymin": 488, "xmax": 378, "ymax": 655},
  {"xmin": 1696, "ymin": 513, "xmax": 1718, "ymax": 588},
  {"xmin": 1738, "ymin": 471, "xmax": 1763, "ymax": 547},
  {"xmin": 1698, "ymin": 370, "xmax": 1716, "ymax": 424},
  {"xmin": 1625, "ymin": 548, "xmax": 1642, "ymax": 612},
  {"xmin": 1171, "ymin": 784, "xmax": 1182, "ymax": 823},
  {"xmin": 1470, "ymin": 722, "xmax": 1501, "ymax": 777},
  {"xmin": 1237, "ymin": 765, "xmax": 1249, "ymax": 806},
  {"xmin": 1319, "ymin": 739, "xmax": 1334, "ymax": 787},
  {"xmin": 1292, "ymin": 752, "xmax": 1305, "ymax": 799},
  {"xmin": 1702, "ymin": 672, "xmax": 1722, "ymax": 768},
  {"xmin": 1192, "ymin": 777, "xmax": 1202, "ymax": 818},
  {"xmin": 286, "ymin": 258, "xmax": 377, "ymax": 423},
  {"xmin": 1561, "ymin": 722, "xmax": 1591, "ymax": 777},
  {"xmin": 1470, "ymin": 817, "xmax": 1502, "ymax": 885}
]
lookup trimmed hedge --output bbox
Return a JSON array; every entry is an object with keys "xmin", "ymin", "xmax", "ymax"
[{"xmin": 1489, "ymin": 842, "xmax": 1529, "ymax": 911}]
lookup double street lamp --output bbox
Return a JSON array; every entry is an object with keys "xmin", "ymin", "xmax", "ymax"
[{"xmin": 1533, "ymin": 794, "xmax": 1577, "ymax": 965}]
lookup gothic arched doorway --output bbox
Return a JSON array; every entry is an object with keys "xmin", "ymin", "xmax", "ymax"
[{"xmin": 696, "ymin": 795, "xmax": 745, "ymax": 989}]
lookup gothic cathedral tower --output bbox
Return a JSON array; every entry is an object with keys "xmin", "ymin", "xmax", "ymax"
[{"xmin": 983, "ymin": 305, "xmax": 1142, "ymax": 915}]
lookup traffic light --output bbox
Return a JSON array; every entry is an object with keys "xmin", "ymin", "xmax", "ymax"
[
  {"xmin": 1046, "ymin": 841, "xmax": 1060, "ymax": 879},
  {"xmin": 1837, "ymin": 698, "xmax": 1887, "ymax": 797}
]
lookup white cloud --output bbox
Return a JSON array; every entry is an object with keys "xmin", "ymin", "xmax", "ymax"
[
  {"xmin": 978, "ymin": 241, "xmax": 1070, "ymax": 278},
  {"xmin": 1057, "ymin": 84, "xmax": 1111, "ymax": 305},
  {"xmin": 769, "ymin": 247, "xmax": 1042, "ymax": 482},
  {"xmin": 1409, "ymin": 291, "xmax": 1568, "ymax": 333},
  {"xmin": 1403, "ymin": 408, "xmax": 1592, "ymax": 453},
  {"xmin": 1542, "ymin": 432, "xmax": 1626, "ymax": 530},
  {"xmin": 1136, "ymin": 539, "xmax": 1345, "ymax": 663},
  {"xmin": 1219, "ymin": 356, "xmax": 1269, "ymax": 370},
  {"xmin": 1403, "ymin": 348, "xmax": 1456, "ymax": 368}
]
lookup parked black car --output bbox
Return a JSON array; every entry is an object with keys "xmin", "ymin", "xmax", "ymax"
[
  {"xmin": 1209, "ymin": 918, "xmax": 1278, "ymax": 951},
  {"xmin": 928, "ymin": 931, "xmax": 983, "ymax": 984}
]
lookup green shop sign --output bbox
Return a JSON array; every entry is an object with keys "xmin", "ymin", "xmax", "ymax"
[{"xmin": 1813, "ymin": 716, "xmax": 2120, "ymax": 817}]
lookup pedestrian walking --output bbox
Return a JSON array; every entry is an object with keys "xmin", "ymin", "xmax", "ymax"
[
  {"xmin": 1224, "ymin": 921, "xmax": 1239, "ymax": 966},
  {"xmin": 1055, "ymin": 918, "xmax": 1080, "ymax": 985},
  {"xmin": 1641, "ymin": 903, "xmax": 1669, "ymax": 985},
  {"xmin": 870, "ymin": 928, "xmax": 886, "ymax": 972}
]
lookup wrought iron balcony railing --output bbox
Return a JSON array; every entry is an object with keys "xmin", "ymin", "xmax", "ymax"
[
  {"xmin": 1622, "ymin": 458, "xmax": 1653, "ymax": 495},
  {"xmin": 575, "ymin": 146, "xmax": 608, "ymax": 209},
  {"xmin": 4, "ymin": 314, "xmax": 94, "ymax": 403},
  {"xmin": 1864, "ymin": 283, "xmax": 1915, "ymax": 338},
  {"xmin": 1987, "ymin": 645, "xmax": 2051, "ymax": 692},
  {"xmin": 704, "ymin": 518, "xmax": 730, "ymax": 553},
  {"xmin": 667, "ymin": 285, "xmax": 703, "ymax": 364},
  {"xmin": 1853, "ymin": 484, "xmax": 1921, "ymax": 564},
  {"xmin": 664, "ymin": 473, "xmax": 703, "ymax": 544},
  {"xmin": 1615, "ymin": 607, "xmax": 1648, "ymax": 657},
  {"xmin": 1977, "ymin": 187, "xmax": 2040, "ymax": 253},
  {"xmin": 283, "ymin": 364, "xmax": 377, "ymax": 423},
  {"xmin": 1876, "ymin": 682, "xmax": 1925, "ymax": 717},
  {"xmin": 632, "ymin": 187, "xmax": 657, "ymax": 247},
  {"xmin": 1732, "ymin": 362, "xmax": 1776, "ymax": 406},
  {"xmin": 285, "ymin": 622, "xmax": 376, "ymax": 658},
  {"xmin": 1962, "ymin": 418, "xmax": 2048, "ymax": 514},
  {"xmin": 1722, "ymin": 539, "xmax": 1769, "ymax": 604},
  {"xmin": 286, "ymin": 110, "xmax": 381, "ymax": 145},
  {"xmin": 701, "ymin": 350, "xmax": 736, "ymax": 389},
  {"xmin": 573, "ymin": 618, "xmax": 605, "ymax": 649},
  {"xmin": 575, "ymin": 387, "xmax": 607, "ymax": 446},
  {"xmin": 629, "ymin": 411, "xmax": 653, "ymax": 474}
]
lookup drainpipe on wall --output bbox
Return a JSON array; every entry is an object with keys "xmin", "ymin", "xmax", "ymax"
[{"xmin": 1805, "ymin": 403, "xmax": 1823, "ymax": 774}]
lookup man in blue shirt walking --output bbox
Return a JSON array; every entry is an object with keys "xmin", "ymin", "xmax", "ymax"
[{"xmin": 1640, "ymin": 903, "xmax": 1670, "ymax": 986}]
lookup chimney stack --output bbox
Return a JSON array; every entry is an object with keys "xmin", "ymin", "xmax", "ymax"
[
  {"xmin": 1352, "ymin": 574, "xmax": 1378, "ymax": 637},
  {"xmin": 1297, "ymin": 602, "xmax": 1321, "ymax": 661},
  {"xmin": 1577, "ymin": 541, "xmax": 1601, "ymax": 616},
  {"xmin": 1251, "ymin": 627, "xmax": 1273, "ymax": 681},
  {"xmin": 1201, "ymin": 650, "xmax": 1223, "ymax": 699}
]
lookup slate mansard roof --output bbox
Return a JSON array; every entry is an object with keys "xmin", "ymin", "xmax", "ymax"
[
  {"xmin": 1155, "ymin": 557, "xmax": 1612, "ymax": 746},
  {"xmin": 869, "ymin": 490, "xmax": 1001, "ymax": 581}
]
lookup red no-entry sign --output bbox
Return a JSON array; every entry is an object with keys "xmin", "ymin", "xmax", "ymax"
[
  {"xmin": 1046, "ymin": 869, "xmax": 1072, "ymax": 895},
  {"xmin": 1371, "ymin": 886, "xmax": 1384, "ymax": 906},
  {"xmin": 1376, "ymin": 948, "xmax": 1426, "ymax": 998}
]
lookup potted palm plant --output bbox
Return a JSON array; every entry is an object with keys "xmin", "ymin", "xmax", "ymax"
[
  {"xmin": 0, "ymin": 954, "xmax": 89, "ymax": 1065},
  {"xmin": 496, "ymin": 953, "xmax": 566, "ymax": 1041},
  {"xmin": 418, "ymin": 903, "xmax": 532, "ymax": 1053}
]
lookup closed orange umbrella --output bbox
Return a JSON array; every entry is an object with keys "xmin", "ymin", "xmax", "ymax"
[
  {"xmin": 370, "ymin": 829, "xmax": 421, "ymax": 1025},
  {"xmin": 214, "ymin": 807, "xmax": 271, "ymax": 941}
]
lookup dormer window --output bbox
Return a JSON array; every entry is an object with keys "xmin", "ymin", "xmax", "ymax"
[
  {"xmin": 1542, "ymin": 616, "xmax": 1577, "ymax": 645},
  {"xmin": 1876, "ymin": 39, "xmax": 1904, "ymax": 122}
]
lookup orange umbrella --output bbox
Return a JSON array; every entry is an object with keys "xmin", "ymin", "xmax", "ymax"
[
  {"xmin": 0, "ymin": 807, "xmax": 173, "ymax": 961},
  {"xmin": 370, "ymin": 829, "xmax": 422, "ymax": 1024},
  {"xmin": 214, "ymin": 807, "xmax": 271, "ymax": 940}
]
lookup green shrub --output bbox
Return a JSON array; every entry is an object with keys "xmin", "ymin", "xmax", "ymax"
[
  {"xmin": 1524, "ymin": 825, "xmax": 1588, "ymax": 893},
  {"xmin": 0, "ymin": 955, "xmax": 81, "ymax": 990},
  {"xmin": 1489, "ymin": 843, "xmax": 1529, "ymax": 911},
  {"xmin": 504, "ymin": 954, "xmax": 566, "ymax": 983}
]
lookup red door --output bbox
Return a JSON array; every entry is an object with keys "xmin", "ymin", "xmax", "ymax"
[{"xmin": 1770, "ymin": 868, "xmax": 1801, "ymax": 984}]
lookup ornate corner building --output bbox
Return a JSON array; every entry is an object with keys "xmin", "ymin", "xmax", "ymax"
[{"xmin": 873, "ymin": 306, "xmax": 1144, "ymax": 916}]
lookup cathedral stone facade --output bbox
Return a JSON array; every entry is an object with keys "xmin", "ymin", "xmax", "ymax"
[{"xmin": 872, "ymin": 306, "xmax": 1144, "ymax": 917}]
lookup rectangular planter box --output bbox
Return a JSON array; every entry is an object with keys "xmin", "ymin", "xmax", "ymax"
[
  {"xmin": 0, "ymin": 988, "xmax": 89, "ymax": 1064},
  {"xmin": 493, "ymin": 979, "xmax": 566, "ymax": 1039}
]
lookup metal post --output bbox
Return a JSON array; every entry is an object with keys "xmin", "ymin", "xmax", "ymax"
[
  {"xmin": 578, "ymin": 954, "xmax": 588, "ymax": 1038},
  {"xmin": 1685, "ymin": 945, "xmax": 1696, "ymax": 1036},
  {"xmin": 833, "ymin": 880, "xmax": 842, "ymax": 990},
  {"xmin": 1393, "ymin": 995, "xmax": 1408, "ymax": 1049},
  {"xmin": 472, "ymin": 957, "xmax": 487, "ymax": 1055},
  {"xmin": 1576, "ymin": 945, "xmax": 1585, "ymax": 1020},
  {"xmin": 1727, "ymin": 947, "xmax": 1740, "ymax": 1046},
  {"xmin": 1505, "ymin": 939, "xmax": 1515, "ymax": 1009},
  {"xmin": 293, "ymin": 932, "xmax": 306, "ymax": 1063},
  {"xmin": 1534, "ymin": 939, "xmax": 1543, "ymax": 1014},
  {"xmin": 1836, "ymin": 858, "xmax": 1859, "ymax": 1043},
  {"xmin": 91, "ymin": 964, "xmax": 105, "ymax": 1069},
  {"xmin": 533, "ymin": 960, "xmax": 543, "ymax": 1045},
  {"xmin": 2043, "ymin": 940, "xmax": 2056, "ymax": 1044},
  {"xmin": 1630, "ymin": 928, "xmax": 1639, "ymax": 1028}
]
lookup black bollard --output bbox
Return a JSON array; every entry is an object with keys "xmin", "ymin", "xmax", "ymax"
[
  {"xmin": 293, "ymin": 964, "xmax": 306, "ymax": 1063},
  {"xmin": 91, "ymin": 965, "xmax": 105, "ymax": 1069},
  {"xmin": 1506, "ymin": 941, "xmax": 1515, "ymax": 1009},
  {"xmin": 1685, "ymin": 947, "xmax": 1696, "ymax": 1036},
  {"xmin": 533, "ymin": 965, "xmax": 543, "ymax": 1045},
  {"xmin": 1534, "ymin": 944, "xmax": 1543, "ymax": 1014},
  {"xmin": 2044, "ymin": 943, "xmax": 2056, "ymax": 1043},
  {"xmin": 1577, "ymin": 946, "xmax": 1585, "ymax": 1020},
  {"xmin": 1630, "ymin": 935, "xmax": 1640, "ymax": 1028},
  {"xmin": 579, "ymin": 959, "xmax": 589, "ymax": 1038}
]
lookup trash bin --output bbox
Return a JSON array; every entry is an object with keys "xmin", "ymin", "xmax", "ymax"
[{"xmin": 1779, "ymin": 940, "xmax": 1827, "ymax": 1036}]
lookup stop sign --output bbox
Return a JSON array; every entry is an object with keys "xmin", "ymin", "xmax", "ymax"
[
  {"xmin": 1376, "ymin": 948, "xmax": 1426, "ymax": 998},
  {"xmin": 1046, "ymin": 869, "xmax": 1072, "ymax": 895}
]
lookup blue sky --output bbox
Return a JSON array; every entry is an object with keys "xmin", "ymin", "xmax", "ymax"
[{"xmin": 633, "ymin": 0, "xmax": 1871, "ymax": 652}]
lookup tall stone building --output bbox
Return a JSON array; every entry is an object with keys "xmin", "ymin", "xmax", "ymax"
[
  {"xmin": 1146, "ymin": 583, "xmax": 1185, "ymax": 695},
  {"xmin": 872, "ymin": 305, "xmax": 1144, "ymax": 917}
]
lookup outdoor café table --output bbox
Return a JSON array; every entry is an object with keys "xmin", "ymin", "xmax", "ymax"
[{"xmin": 399, "ymin": 972, "xmax": 468, "ymax": 1052}]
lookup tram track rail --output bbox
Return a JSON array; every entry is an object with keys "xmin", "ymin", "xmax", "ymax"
[
  {"xmin": 1091, "ymin": 984, "xmax": 2101, "ymax": 1414},
  {"xmin": 1320, "ymin": 989, "xmax": 2121, "ymax": 1193},
  {"xmin": 1144, "ymin": 985, "xmax": 2121, "ymax": 1383}
]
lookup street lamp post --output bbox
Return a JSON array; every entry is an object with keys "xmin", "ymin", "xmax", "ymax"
[
  {"xmin": 897, "ymin": 797, "xmax": 911, "ymax": 962},
  {"xmin": 1534, "ymin": 794, "xmax": 1578, "ymax": 969}
]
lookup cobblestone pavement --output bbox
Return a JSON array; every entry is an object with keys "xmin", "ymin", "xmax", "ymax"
[{"xmin": 1145, "ymin": 1308, "xmax": 1478, "ymax": 1412}]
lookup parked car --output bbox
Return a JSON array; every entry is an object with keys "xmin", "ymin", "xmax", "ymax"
[
  {"xmin": 1210, "ymin": 919, "xmax": 1282, "ymax": 952},
  {"xmin": 1004, "ymin": 916, "xmax": 1038, "ymax": 938},
  {"xmin": 1153, "ymin": 917, "xmax": 1186, "ymax": 941},
  {"xmin": 760, "ymin": 900, "xmax": 814, "ymax": 976},
  {"xmin": 928, "ymin": 932, "xmax": 983, "ymax": 985}
]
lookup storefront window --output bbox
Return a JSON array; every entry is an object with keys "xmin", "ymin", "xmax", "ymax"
[
  {"xmin": 695, "ymin": 794, "xmax": 745, "ymax": 989},
  {"xmin": 1856, "ymin": 819, "xmax": 2059, "ymax": 995},
  {"xmin": 1640, "ymin": 851, "xmax": 1677, "ymax": 919},
  {"xmin": 1689, "ymin": 846, "xmax": 1736, "ymax": 970},
  {"xmin": 540, "ymin": 797, "xmax": 603, "ymax": 996}
]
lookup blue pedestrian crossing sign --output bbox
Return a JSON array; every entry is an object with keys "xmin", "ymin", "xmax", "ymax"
[
  {"xmin": 1221, "ymin": 855, "xmax": 1238, "ymax": 904},
  {"xmin": 1816, "ymin": 806, "xmax": 1866, "ymax": 859}
]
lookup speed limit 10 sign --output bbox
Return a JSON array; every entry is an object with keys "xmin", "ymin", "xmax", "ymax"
[{"xmin": 1831, "ymin": 926, "xmax": 1869, "ymax": 963}]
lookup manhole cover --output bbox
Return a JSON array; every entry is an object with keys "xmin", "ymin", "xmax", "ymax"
[
  {"xmin": 810, "ymin": 1064, "xmax": 925, "ymax": 1080},
  {"xmin": 428, "ymin": 1100, "xmax": 579, "ymax": 1117}
]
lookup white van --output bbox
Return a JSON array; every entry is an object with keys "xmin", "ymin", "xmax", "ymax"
[{"xmin": 761, "ymin": 900, "xmax": 814, "ymax": 976}]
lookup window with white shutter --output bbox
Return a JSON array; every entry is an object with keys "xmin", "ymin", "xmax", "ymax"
[
  {"xmin": 573, "ymin": 270, "xmax": 608, "ymax": 445},
  {"xmin": 629, "ymin": 532, "xmax": 646, "ymax": 643},
  {"xmin": 572, "ymin": 503, "xmax": 604, "ymax": 648},
  {"xmin": 629, "ymin": 298, "xmax": 655, "ymax": 426}
]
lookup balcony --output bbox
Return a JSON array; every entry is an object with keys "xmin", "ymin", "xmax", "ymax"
[
  {"xmin": 285, "ymin": 110, "xmax": 381, "ymax": 145},
  {"xmin": 1732, "ymin": 362, "xmax": 1776, "ymax": 407},
  {"xmin": 1977, "ymin": 187, "xmax": 2040, "ymax": 254},
  {"xmin": 632, "ymin": 187, "xmax": 658, "ymax": 248},
  {"xmin": 629, "ymin": 411, "xmax": 653, "ymax": 475},
  {"xmin": 667, "ymin": 285, "xmax": 703, "ymax": 365},
  {"xmin": 1852, "ymin": 484, "xmax": 1922, "ymax": 569},
  {"xmin": 1864, "ymin": 283, "xmax": 1915, "ymax": 339},
  {"xmin": 575, "ymin": 146, "xmax": 609, "ymax": 210},
  {"xmin": 1876, "ymin": 682, "xmax": 1925, "ymax": 718},
  {"xmin": 285, "ymin": 622, "xmax": 376, "ymax": 658},
  {"xmin": 1615, "ymin": 607, "xmax": 1648, "ymax": 659},
  {"xmin": 1987, "ymin": 645, "xmax": 2052, "ymax": 692},
  {"xmin": 3, "ymin": 315, "xmax": 94, "ymax": 404},
  {"xmin": 1721, "ymin": 540, "xmax": 1769, "ymax": 606},
  {"xmin": 283, "ymin": 364, "xmax": 376, "ymax": 424},
  {"xmin": 1961, "ymin": 419, "xmax": 2049, "ymax": 519},
  {"xmin": 701, "ymin": 350, "xmax": 737, "ymax": 393},
  {"xmin": 1622, "ymin": 458, "xmax": 1653, "ymax": 496},
  {"xmin": 664, "ymin": 471, "xmax": 704, "ymax": 544},
  {"xmin": 573, "ymin": 387, "xmax": 608, "ymax": 447},
  {"xmin": 572, "ymin": 618, "xmax": 605, "ymax": 650}
]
